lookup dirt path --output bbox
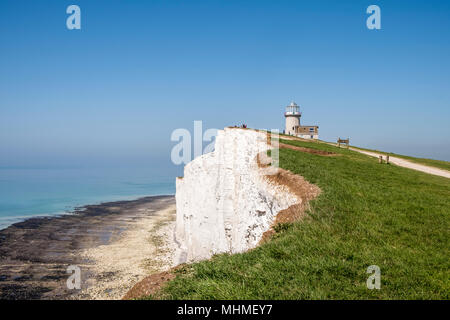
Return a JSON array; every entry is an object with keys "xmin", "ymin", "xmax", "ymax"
[{"xmin": 349, "ymin": 147, "xmax": 450, "ymax": 179}]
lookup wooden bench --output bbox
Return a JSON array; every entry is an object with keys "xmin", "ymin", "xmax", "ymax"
[{"xmin": 337, "ymin": 138, "xmax": 349, "ymax": 148}]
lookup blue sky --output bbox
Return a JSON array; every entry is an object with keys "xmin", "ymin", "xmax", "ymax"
[{"xmin": 1, "ymin": 0, "xmax": 450, "ymax": 170}]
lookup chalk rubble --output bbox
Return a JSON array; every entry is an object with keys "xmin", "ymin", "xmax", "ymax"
[{"xmin": 175, "ymin": 128, "xmax": 298, "ymax": 263}]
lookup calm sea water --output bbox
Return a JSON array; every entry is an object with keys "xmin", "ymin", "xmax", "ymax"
[{"xmin": 0, "ymin": 167, "xmax": 176, "ymax": 230}]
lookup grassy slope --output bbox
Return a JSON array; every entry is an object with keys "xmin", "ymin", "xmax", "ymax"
[
  {"xmin": 276, "ymin": 131, "xmax": 449, "ymax": 171},
  {"xmin": 155, "ymin": 139, "xmax": 450, "ymax": 299}
]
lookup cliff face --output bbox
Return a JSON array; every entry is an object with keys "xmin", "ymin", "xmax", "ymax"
[{"xmin": 175, "ymin": 128, "xmax": 298, "ymax": 263}]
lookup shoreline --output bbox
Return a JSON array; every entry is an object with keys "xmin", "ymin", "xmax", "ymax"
[
  {"xmin": 0, "ymin": 193, "xmax": 175, "ymax": 231},
  {"xmin": 0, "ymin": 195, "xmax": 176, "ymax": 300}
]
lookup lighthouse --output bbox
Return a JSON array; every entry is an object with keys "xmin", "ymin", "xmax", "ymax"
[
  {"xmin": 284, "ymin": 101, "xmax": 301, "ymax": 135},
  {"xmin": 284, "ymin": 101, "xmax": 319, "ymax": 139}
]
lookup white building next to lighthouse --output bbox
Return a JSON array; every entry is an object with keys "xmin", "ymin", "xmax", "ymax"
[{"xmin": 284, "ymin": 101, "xmax": 319, "ymax": 139}]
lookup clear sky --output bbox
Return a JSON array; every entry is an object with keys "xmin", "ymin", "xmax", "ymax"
[{"xmin": 1, "ymin": 0, "xmax": 450, "ymax": 171}]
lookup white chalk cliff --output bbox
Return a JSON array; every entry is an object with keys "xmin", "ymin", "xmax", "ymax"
[{"xmin": 175, "ymin": 128, "xmax": 298, "ymax": 263}]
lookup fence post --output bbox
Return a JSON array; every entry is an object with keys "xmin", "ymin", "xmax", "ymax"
[
  {"xmin": 386, "ymin": 155, "xmax": 390, "ymax": 164},
  {"xmin": 379, "ymin": 155, "xmax": 383, "ymax": 164}
]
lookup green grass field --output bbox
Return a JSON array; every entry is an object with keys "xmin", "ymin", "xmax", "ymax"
[{"xmin": 152, "ymin": 139, "xmax": 450, "ymax": 299}]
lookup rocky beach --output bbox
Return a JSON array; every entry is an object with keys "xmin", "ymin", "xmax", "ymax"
[{"xmin": 0, "ymin": 195, "xmax": 176, "ymax": 300}]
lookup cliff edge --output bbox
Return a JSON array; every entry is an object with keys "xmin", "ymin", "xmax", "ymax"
[{"xmin": 174, "ymin": 128, "xmax": 299, "ymax": 263}]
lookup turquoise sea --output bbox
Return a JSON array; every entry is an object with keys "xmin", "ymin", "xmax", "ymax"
[{"xmin": 0, "ymin": 167, "xmax": 176, "ymax": 230}]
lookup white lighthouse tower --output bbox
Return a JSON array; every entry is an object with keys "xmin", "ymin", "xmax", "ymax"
[{"xmin": 284, "ymin": 101, "xmax": 301, "ymax": 135}]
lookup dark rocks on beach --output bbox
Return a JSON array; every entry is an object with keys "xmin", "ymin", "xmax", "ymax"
[
  {"xmin": 0, "ymin": 283, "xmax": 52, "ymax": 300},
  {"xmin": 0, "ymin": 195, "xmax": 175, "ymax": 300}
]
